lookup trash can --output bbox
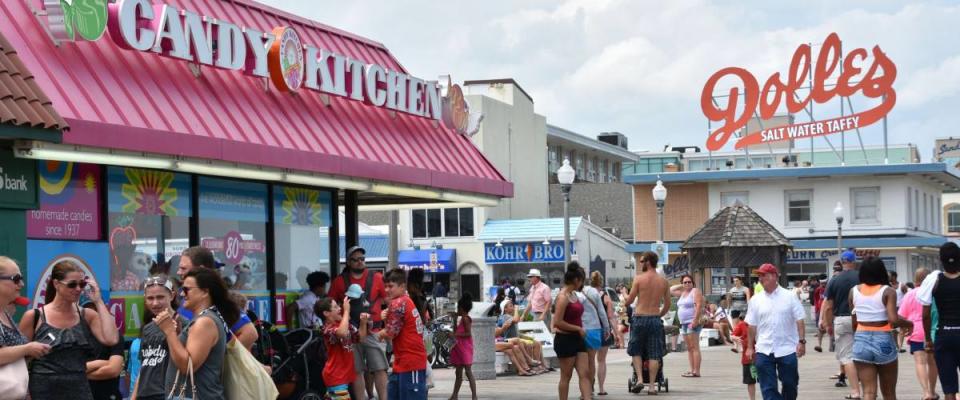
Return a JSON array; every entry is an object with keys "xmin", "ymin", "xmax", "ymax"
[{"xmin": 470, "ymin": 315, "xmax": 498, "ymax": 380}]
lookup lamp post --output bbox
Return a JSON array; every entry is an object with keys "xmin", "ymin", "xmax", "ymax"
[
  {"xmin": 652, "ymin": 179, "xmax": 667, "ymax": 243},
  {"xmin": 834, "ymin": 202, "xmax": 844, "ymax": 256},
  {"xmin": 557, "ymin": 159, "xmax": 576, "ymax": 267}
]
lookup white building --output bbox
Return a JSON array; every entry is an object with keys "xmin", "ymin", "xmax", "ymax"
[{"xmin": 399, "ymin": 79, "xmax": 630, "ymax": 301}]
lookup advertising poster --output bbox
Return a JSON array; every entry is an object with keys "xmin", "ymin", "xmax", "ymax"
[
  {"xmin": 26, "ymin": 240, "xmax": 111, "ymax": 309},
  {"xmin": 27, "ymin": 161, "xmax": 102, "ymax": 240},
  {"xmin": 244, "ymin": 291, "xmax": 296, "ymax": 331}
]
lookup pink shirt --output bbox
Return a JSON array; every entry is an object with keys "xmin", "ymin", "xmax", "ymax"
[
  {"xmin": 528, "ymin": 282, "xmax": 552, "ymax": 313},
  {"xmin": 898, "ymin": 289, "xmax": 925, "ymax": 343}
]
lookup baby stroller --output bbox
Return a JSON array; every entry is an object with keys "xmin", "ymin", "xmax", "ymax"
[
  {"xmin": 628, "ymin": 358, "xmax": 669, "ymax": 394},
  {"xmin": 272, "ymin": 328, "xmax": 325, "ymax": 400}
]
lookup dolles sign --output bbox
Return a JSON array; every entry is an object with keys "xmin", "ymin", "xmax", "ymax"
[
  {"xmin": 41, "ymin": 0, "xmax": 445, "ymax": 120},
  {"xmin": 701, "ymin": 32, "xmax": 897, "ymax": 151}
]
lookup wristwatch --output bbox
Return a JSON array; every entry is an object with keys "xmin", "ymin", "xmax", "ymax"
[{"xmin": 799, "ymin": 339, "xmax": 807, "ymax": 344}]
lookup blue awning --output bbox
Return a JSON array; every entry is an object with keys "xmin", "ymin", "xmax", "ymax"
[{"xmin": 397, "ymin": 249, "xmax": 457, "ymax": 273}]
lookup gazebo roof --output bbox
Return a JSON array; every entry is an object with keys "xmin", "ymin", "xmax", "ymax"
[{"xmin": 683, "ymin": 203, "xmax": 792, "ymax": 250}]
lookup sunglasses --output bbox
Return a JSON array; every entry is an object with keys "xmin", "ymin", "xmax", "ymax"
[
  {"xmin": 59, "ymin": 279, "xmax": 88, "ymax": 289},
  {"xmin": 349, "ymin": 257, "xmax": 366, "ymax": 262},
  {"xmin": 682, "ymin": 281, "xmax": 693, "ymax": 284},
  {"xmin": 180, "ymin": 286, "xmax": 198, "ymax": 295},
  {"xmin": 144, "ymin": 277, "xmax": 173, "ymax": 291},
  {"xmin": 0, "ymin": 274, "xmax": 23, "ymax": 285}
]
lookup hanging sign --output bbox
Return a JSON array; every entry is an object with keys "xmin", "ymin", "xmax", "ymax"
[
  {"xmin": 38, "ymin": 0, "xmax": 445, "ymax": 120},
  {"xmin": 701, "ymin": 32, "xmax": 897, "ymax": 151}
]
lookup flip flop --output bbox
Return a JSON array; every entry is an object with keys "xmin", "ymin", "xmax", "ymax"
[
  {"xmin": 597, "ymin": 392, "xmax": 608, "ymax": 396},
  {"xmin": 843, "ymin": 395, "xmax": 861, "ymax": 400},
  {"xmin": 681, "ymin": 372, "xmax": 700, "ymax": 377}
]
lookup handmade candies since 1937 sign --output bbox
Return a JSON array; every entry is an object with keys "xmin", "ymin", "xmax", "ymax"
[{"xmin": 701, "ymin": 32, "xmax": 897, "ymax": 151}]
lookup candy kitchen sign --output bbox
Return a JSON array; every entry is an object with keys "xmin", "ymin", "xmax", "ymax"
[
  {"xmin": 701, "ymin": 32, "xmax": 897, "ymax": 151},
  {"xmin": 38, "ymin": 0, "xmax": 476, "ymax": 134}
]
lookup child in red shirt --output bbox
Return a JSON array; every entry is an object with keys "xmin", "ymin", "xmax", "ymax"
[
  {"xmin": 378, "ymin": 269, "xmax": 428, "ymax": 400},
  {"xmin": 730, "ymin": 309, "xmax": 756, "ymax": 400},
  {"xmin": 319, "ymin": 296, "xmax": 368, "ymax": 400}
]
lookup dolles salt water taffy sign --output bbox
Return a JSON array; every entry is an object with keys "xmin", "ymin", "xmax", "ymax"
[
  {"xmin": 37, "ymin": 0, "xmax": 478, "ymax": 135},
  {"xmin": 701, "ymin": 32, "xmax": 897, "ymax": 151}
]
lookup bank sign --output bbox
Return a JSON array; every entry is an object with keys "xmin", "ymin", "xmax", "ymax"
[
  {"xmin": 484, "ymin": 241, "xmax": 575, "ymax": 265},
  {"xmin": 37, "ymin": 0, "xmax": 475, "ymax": 134},
  {"xmin": 701, "ymin": 32, "xmax": 897, "ymax": 151}
]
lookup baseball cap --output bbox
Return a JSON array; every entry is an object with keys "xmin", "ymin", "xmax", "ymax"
[
  {"xmin": 941, "ymin": 242, "xmax": 960, "ymax": 267},
  {"xmin": 754, "ymin": 263, "xmax": 779, "ymax": 276},
  {"xmin": 841, "ymin": 250, "xmax": 856, "ymax": 263},
  {"xmin": 346, "ymin": 246, "xmax": 366, "ymax": 258},
  {"xmin": 346, "ymin": 283, "xmax": 365, "ymax": 299}
]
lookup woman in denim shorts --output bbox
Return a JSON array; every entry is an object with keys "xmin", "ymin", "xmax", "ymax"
[{"xmin": 850, "ymin": 257, "xmax": 913, "ymax": 400}]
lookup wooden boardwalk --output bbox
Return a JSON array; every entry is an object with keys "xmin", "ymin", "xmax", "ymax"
[{"xmin": 428, "ymin": 341, "xmax": 930, "ymax": 399}]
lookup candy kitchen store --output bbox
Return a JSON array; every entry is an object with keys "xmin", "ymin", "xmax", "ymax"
[{"xmin": 0, "ymin": 0, "xmax": 510, "ymax": 336}]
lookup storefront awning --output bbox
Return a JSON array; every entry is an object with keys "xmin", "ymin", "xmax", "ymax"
[
  {"xmin": 477, "ymin": 217, "xmax": 582, "ymax": 242},
  {"xmin": 0, "ymin": 1, "xmax": 511, "ymax": 198},
  {"xmin": 397, "ymin": 249, "xmax": 456, "ymax": 273}
]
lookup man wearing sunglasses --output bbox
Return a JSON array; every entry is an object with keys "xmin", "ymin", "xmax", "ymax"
[{"xmin": 328, "ymin": 246, "xmax": 388, "ymax": 400}]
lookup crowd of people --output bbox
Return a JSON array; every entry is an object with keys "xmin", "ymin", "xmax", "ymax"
[{"xmin": 5, "ymin": 241, "xmax": 960, "ymax": 400}]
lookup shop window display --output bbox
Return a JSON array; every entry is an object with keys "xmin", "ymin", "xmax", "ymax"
[
  {"xmin": 273, "ymin": 185, "xmax": 333, "ymax": 291},
  {"xmin": 107, "ymin": 167, "xmax": 191, "ymax": 292},
  {"xmin": 198, "ymin": 176, "xmax": 268, "ymax": 292}
]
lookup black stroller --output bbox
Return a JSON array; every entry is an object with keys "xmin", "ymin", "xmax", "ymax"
[
  {"xmin": 272, "ymin": 328, "xmax": 325, "ymax": 400},
  {"xmin": 628, "ymin": 358, "xmax": 669, "ymax": 394}
]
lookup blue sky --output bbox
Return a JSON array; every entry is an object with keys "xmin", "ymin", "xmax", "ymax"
[{"xmin": 258, "ymin": 0, "xmax": 960, "ymax": 160}]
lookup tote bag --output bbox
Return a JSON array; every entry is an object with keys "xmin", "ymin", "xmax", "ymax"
[
  {"xmin": 0, "ymin": 318, "xmax": 28, "ymax": 400},
  {"xmin": 223, "ymin": 338, "xmax": 279, "ymax": 400},
  {"xmin": 167, "ymin": 357, "xmax": 197, "ymax": 400}
]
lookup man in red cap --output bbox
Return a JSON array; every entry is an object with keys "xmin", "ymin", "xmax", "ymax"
[{"xmin": 745, "ymin": 263, "xmax": 806, "ymax": 400}]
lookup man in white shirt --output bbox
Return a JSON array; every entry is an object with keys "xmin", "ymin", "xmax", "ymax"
[{"xmin": 745, "ymin": 264, "xmax": 806, "ymax": 400}]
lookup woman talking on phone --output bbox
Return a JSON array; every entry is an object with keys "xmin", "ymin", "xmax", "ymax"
[{"xmin": 19, "ymin": 260, "xmax": 120, "ymax": 400}]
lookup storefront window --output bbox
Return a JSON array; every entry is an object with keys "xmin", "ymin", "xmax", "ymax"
[
  {"xmin": 273, "ymin": 185, "xmax": 333, "ymax": 291},
  {"xmin": 107, "ymin": 167, "xmax": 191, "ymax": 292},
  {"xmin": 198, "ymin": 177, "xmax": 268, "ymax": 292}
]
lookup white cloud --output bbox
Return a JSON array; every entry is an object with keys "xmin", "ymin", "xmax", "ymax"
[{"xmin": 256, "ymin": 0, "xmax": 960, "ymax": 157}]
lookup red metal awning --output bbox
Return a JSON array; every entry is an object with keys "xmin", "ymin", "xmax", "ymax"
[{"xmin": 0, "ymin": 0, "xmax": 512, "ymax": 198}]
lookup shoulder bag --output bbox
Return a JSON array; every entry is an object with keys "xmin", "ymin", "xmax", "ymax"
[
  {"xmin": 223, "ymin": 337, "xmax": 279, "ymax": 400},
  {"xmin": 166, "ymin": 356, "xmax": 196, "ymax": 400},
  {"xmin": 0, "ymin": 315, "xmax": 28, "ymax": 400}
]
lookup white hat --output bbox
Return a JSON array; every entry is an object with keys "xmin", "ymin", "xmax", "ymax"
[{"xmin": 527, "ymin": 269, "xmax": 542, "ymax": 278}]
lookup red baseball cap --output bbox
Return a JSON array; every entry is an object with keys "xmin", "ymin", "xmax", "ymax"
[{"xmin": 754, "ymin": 263, "xmax": 779, "ymax": 276}]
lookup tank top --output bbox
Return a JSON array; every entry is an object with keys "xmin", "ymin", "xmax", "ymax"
[
  {"xmin": 729, "ymin": 286, "xmax": 748, "ymax": 311},
  {"xmin": 30, "ymin": 306, "xmax": 94, "ymax": 375},
  {"xmin": 852, "ymin": 285, "xmax": 889, "ymax": 322},
  {"xmin": 165, "ymin": 307, "xmax": 227, "ymax": 399},
  {"xmin": 933, "ymin": 274, "xmax": 960, "ymax": 328},
  {"xmin": 678, "ymin": 290, "xmax": 697, "ymax": 324},
  {"xmin": 562, "ymin": 292, "xmax": 584, "ymax": 327}
]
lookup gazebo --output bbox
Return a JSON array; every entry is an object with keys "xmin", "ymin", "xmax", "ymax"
[{"xmin": 682, "ymin": 203, "xmax": 793, "ymax": 292}]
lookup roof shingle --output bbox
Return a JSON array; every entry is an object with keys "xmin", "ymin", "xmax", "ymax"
[{"xmin": 0, "ymin": 31, "xmax": 66, "ymax": 131}]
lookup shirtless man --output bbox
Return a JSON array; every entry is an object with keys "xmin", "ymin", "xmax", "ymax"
[{"xmin": 621, "ymin": 251, "xmax": 671, "ymax": 395}]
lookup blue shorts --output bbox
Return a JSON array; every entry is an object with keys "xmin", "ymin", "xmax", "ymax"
[
  {"xmin": 909, "ymin": 340, "xmax": 926, "ymax": 355},
  {"xmin": 680, "ymin": 322, "xmax": 702, "ymax": 336},
  {"xmin": 851, "ymin": 331, "xmax": 898, "ymax": 365},
  {"xmin": 388, "ymin": 369, "xmax": 427, "ymax": 400},
  {"xmin": 327, "ymin": 384, "xmax": 351, "ymax": 400},
  {"xmin": 585, "ymin": 329, "xmax": 602, "ymax": 350}
]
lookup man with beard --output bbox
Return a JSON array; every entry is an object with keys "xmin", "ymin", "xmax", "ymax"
[{"xmin": 329, "ymin": 246, "xmax": 389, "ymax": 400}]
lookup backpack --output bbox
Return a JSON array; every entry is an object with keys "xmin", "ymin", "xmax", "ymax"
[{"xmin": 343, "ymin": 271, "xmax": 377, "ymax": 327}]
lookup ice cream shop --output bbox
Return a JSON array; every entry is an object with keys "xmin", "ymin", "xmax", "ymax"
[{"xmin": 0, "ymin": 0, "xmax": 511, "ymax": 336}]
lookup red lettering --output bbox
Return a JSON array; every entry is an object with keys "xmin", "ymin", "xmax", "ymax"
[{"xmin": 701, "ymin": 32, "xmax": 896, "ymax": 151}]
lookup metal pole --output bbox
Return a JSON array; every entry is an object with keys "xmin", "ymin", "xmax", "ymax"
[
  {"xmin": 656, "ymin": 200, "xmax": 665, "ymax": 243},
  {"xmin": 837, "ymin": 221, "xmax": 843, "ymax": 254},
  {"xmin": 563, "ymin": 184, "xmax": 572, "ymax": 267}
]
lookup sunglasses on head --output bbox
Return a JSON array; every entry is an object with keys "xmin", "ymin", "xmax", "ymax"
[
  {"xmin": 0, "ymin": 274, "xmax": 23, "ymax": 284},
  {"xmin": 144, "ymin": 276, "xmax": 173, "ymax": 291},
  {"xmin": 59, "ymin": 279, "xmax": 87, "ymax": 289}
]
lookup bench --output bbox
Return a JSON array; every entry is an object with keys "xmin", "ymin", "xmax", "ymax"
[
  {"xmin": 700, "ymin": 328, "xmax": 719, "ymax": 347},
  {"xmin": 495, "ymin": 321, "xmax": 557, "ymax": 374}
]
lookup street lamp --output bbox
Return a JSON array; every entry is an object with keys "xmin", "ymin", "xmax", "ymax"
[
  {"xmin": 652, "ymin": 179, "xmax": 667, "ymax": 243},
  {"xmin": 834, "ymin": 202, "xmax": 844, "ymax": 255},
  {"xmin": 557, "ymin": 159, "xmax": 576, "ymax": 267}
]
